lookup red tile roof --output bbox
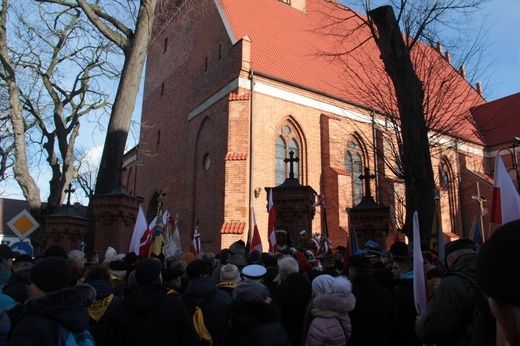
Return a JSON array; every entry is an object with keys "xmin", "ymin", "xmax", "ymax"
[
  {"xmin": 219, "ymin": 0, "xmax": 486, "ymax": 144},
  {"xmin": 470, "ymin": 92, "xmax": 520, "ymax": 147},
  {"xmin": 220, "ymin": 221, "xmax": 246, "ymax": 234},
  {"xmin": 229, "ymin": 92, "xmax": 251, "ymax": 101}
]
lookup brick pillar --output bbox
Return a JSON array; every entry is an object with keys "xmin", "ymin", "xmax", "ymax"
[
  {"xmin": 266, "ymin": 179, "xmax": 317, "ymax": 243},
  {"xmin": 348, "ymin": 196, "xmax": 390, "ymax": 251},
  {"xmin": 44, "ymin": 205, "xmax": 90, "ymax": 253},
  {"xmin": 90, "ymin": 188, "xmax": 140, "ymax": 254}
]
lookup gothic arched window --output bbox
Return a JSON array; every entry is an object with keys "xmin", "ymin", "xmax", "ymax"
[
  {"xmin": 275, "ymin": 121, "xmax": 302, "ymax": 185},
  {"xmin": 439, "ymin": 159, "xmax": 457, "ymax": 232},
  {"xmin": 345, "ymin": 139, "xmax": 364, "ymax": 206}
]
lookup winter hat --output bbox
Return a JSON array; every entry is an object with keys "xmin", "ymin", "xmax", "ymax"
[
  {"xmin": 220, "ymin": 264, "xmax": 241, "ymax": 283},
  {"xmin": 29, "ymin": 257, "xmax": 71, "ymax": 292},
  {"xmin": 444, "ymin": 238, "xmax": 477, "ymax": 260},
  {"xmin": 13, "ymin": 254, "xmax": 33, "ymax": 264},
  {"xmin": 0, "ymin": 245, "xmax": 13, "ymax": 261},
  {"xmin": 186, "ymin": 259, "xmax": 208, "ymax": 279},
  {"xmin": 390, "ymin": 241, "xmax": 409, "ymax": 257},
  {"xmin": 312, "ymin": 274, "xmax": 335, "ymax": 296},
  {"xmin": 232, "ymin": 280, "xmax": 270, "ymax": 303},
  {"xmin": 229, "ymin": 240, "xmax": 246, "ymax": 256},
  {"xmin": 135, "ymin": 259, "xmax": 163, "ymax": 284},
  {"xmin": 181, "ymin": 252, "xmax": 195, "ymax": 265},
  {"xmin": 333, "ymin": 275, "xmax": 353, "ymax": 294},
  {"xmin": 477, "ymin": 219, "xmax": 520, "ymax": 307},
  {"xmin": 109, "ymin": 260, "xmax": 127, "ymax": 271},
  {"xmin": 348, "ymin": 254, "xmax": 371, "ymax": 270},
  {"xmin": 42, "ymin": 245, "xmax": 67, "ymax": 259},
  {"xmin": 162, "ymin": 267, "xmax": 184, "ymax": 282},
  {"xmin": 124, "ymin": 252, "xmax": 140, "ymax": 266},
  {"xmin": 0, "ymin": 257, "xmax": 11, "ymax": 286}
]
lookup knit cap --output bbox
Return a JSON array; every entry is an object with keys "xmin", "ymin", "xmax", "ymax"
[
  {"xmin": 0, "ymin": 257, "xmax": 11, "ymax": 286},
  {"xmin": 135, "ymin": 259, "xmax": 163, "ymax": 284},
  {"xmin": 42, "ymin": 245, "xmax": 67, "ymax": 259},
  {"xmin": 29, "ymin": 257, "xmax": 70, "ymax": 292},
  {"xmin": 229, "ymin": 240, "xmax": 246, "ymax": 256},
  {"xmin": 312, "ymin": 274, "xmax": 335, "ymax": 296},
  {"xmin": 220, "ymin": 264, "xmax": 241, "ymax": 283},
  {"xmin": 232, "ymin": 280, "xmax": 270, "ymax": 303},
  {"xmin": 186, "ymin": 259, "xmax": 208, "ymax": 280}
]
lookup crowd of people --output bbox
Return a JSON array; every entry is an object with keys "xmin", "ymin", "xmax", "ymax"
[{"xmin": 0, "ymin": 220, "xmax": 519, "ymax": 345}]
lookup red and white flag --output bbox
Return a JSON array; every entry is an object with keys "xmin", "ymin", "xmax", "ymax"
[
  {"xmin": 139, "ymin": 216, "xmax": 157, "ymax": 259},
  {"xmin": 250, "ymin": 207, "xmax": 263, "ymax": 253},
  {"xmin": 129, "ymin": 204, "xmax": 148, "ymax": 254},
  {"xmin": 190, "ymin": 221, "xmax": 201, "ymax": 256},
  {"xmin": 267, "ymin": 189, "xmax": 277, "ymax": 253},
  {"xmin": 413, "ymin": 211, "xmax": 428, "ymax": 315},
  {"xmin": 490, "ymin": 153, "xmax": 520, "ymax": 225}
]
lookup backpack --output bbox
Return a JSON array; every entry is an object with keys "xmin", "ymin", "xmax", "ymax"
[
  {"xmin": 450, "ymin": 271, "xmax": 496, "ymax": 346},
  {"xmin": 181, "ymin": 289, "xmax": 218, "ymax": 346},
  {"xmin": 57, "ymin": 324, "xmax": 95, "ymax": 346}
]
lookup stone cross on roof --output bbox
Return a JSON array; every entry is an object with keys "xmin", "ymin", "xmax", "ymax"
[{"xmin": 284, "ymin": 151, "xmax": 299, "ymax": 179}]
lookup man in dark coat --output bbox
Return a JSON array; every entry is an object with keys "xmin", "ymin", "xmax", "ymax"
[
  {"xmin": 415, "ymin": 238, "xmax": 480, "ymax": 346},
  {"xmin": 182, "ymin": 259, "xmax": 232, "ymax": 346},
  {"xmin": 8, "ymin": 257, "xmax": 96, "ymax": 345},
  {"xmin": 104, "ymin": 259, "xmax": 198, "ymax": 345},
  {"xmin": 225, "ymin": 280, "xmax": 290, "ymax": 346},
  {"xmin": 271, "ymin": 256, "xmax": 312, "ymax": 346},
  {"xmin": 347, "ymin": 254, "xmax": 395, "ymax": 346},
  {"xmin": 391, "ymin": 256, "xmax": 421, "ymax": 346}
]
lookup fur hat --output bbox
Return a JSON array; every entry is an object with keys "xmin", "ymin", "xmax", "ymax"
[
  {"xmin": 232, "ymin": 280, "xmax": 270, "ymax": 303},
  {"xmin": 186, "ymin": 259, "xmax": 208, "ymax": 279},
  {"xmin": 161, "ymin": 267, "xmax": 184, "ymax": 282},
  {"xmin": 0, "ymin": 257, "xmax": 11, "ymax": 286},
  {"xmin": 229, "ymin": 240, "xmax": 246, "ymax": 256},
  {"xmin": 477, "ymin": 220, "xmax": 520, "ymax": 307},
  {"xmin": 220, "ymin": 264, "xmax": 241, "ymax": 283},
  {"xmin": 124, "ymin": 252, "xmax": 140, "ymax": 266},
  {"xmin": 135, "ymin": 259, "xmax": 163, "ymax": 284},
  {"xmin": 30, "ymin": 257, "xmax": 70, "ymax": 292},
  {"xmin": 390, "ymin": 241, "xmax": 409, "ymax": 257},
  {"xmin": 42, "ymin": 245, "xmax": 67, "ymax": 259},
  {"xmin": 444, "ymin": 238, "xmax": 477, "ymax": 259}
]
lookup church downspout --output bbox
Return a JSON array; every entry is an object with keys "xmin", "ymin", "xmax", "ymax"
[
  {"xmin": 371, "ymin": 111, "xmax": 380, "ymax": 203},
  {"xmin": 248, "ymin": 69, "xmax": 255, "ymax": 241}
]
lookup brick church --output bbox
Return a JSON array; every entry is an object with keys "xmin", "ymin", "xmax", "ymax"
[{"xmin": 120, "ymin": 0, "xmax": 520, "ymax": 254}]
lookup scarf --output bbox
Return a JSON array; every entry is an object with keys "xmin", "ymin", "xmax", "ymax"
[{"xmin": 88, "ymin": 293, "xmax": 114, "ymax": 322}]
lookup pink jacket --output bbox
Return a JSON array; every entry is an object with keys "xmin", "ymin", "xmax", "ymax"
[{"xmin": 304, "ymin": 290, "xmax": 356, "ymax": 346}]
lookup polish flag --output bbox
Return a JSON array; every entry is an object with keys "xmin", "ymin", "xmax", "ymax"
[
  {"xmin": 250, "ymin": 207, "xmax": 263, "ymax": 253},
  {"xmin": 267, "ymin": 189, "xmax": 277, "ymax": 253},
  {"xmin": 190, "ymin": 230, "xmax": 201, "ymax": 256},
  {"xmin": 490, "ymin": 153, "xmax": 520, "ymax": 225}
]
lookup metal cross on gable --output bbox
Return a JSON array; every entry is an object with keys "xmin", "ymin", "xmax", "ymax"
[
  {"xmin": 65, "ymin": 182, "xmax": 75, "ymax": 206},
  {"xmin": 358, "ymin": 167, "xmax": 375, "ymax": 198},
  {"xmin": 284, "ymin": 151, "xmax": 299, "ymax": 179}
]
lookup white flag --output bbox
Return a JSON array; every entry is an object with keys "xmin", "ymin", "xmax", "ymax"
[
  {"xmin": 413, "ymin": 211, "xmax": 428, "ymax": 315},
  {"xmin": 490, "ymin": 153, "xmax": 520, "ymax": 225},
  {"xmin": 129, "ymin": 204, "xmax": 148, "ymax": 254}
]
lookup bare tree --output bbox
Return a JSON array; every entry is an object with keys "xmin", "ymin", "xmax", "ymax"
[
  {"xmin": 318, "ymin": 0, "xmax": 487, "ymax": 240},
  {"xmin": 1, "ymin": 0, "xmax": 117, "ymax": 251}
]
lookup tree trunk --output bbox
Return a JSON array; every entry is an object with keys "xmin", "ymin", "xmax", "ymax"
[
  {"xmin": 95, "ymin": 0, "xmax": 157, "ymax": 195},
  {"xmin": 368, "ymin": 6, "xmax": 436, "ymax": 242}
]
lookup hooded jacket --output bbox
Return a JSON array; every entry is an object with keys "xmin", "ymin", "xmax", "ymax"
[
  {"xmin": 304, "ymin": 276, "xmax": 356, "ymax": 346},
  {"xmin": 8, "ymin": 284, "xmax": 95, "ymax": 346}
]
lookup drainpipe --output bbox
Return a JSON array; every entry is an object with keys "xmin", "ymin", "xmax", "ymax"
[
  {"xmin": 248, "ymin": 69, "xmax": 255, "ymax": 240},
  {"xmin": 371, "ymin": 110, "xmax": 380, "ymax": 203}
]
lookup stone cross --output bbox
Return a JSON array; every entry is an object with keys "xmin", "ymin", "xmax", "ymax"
[
  {"xmin": 358, "ymin": 167, "xmax": 375, "ymax": 198},
  {"xmin": 284, "ymin": 151, "xmax": 300, "ymax": 179},
  {"xmin": 65, "ymin": 183, "xmax": 75, "ymax": 206}
]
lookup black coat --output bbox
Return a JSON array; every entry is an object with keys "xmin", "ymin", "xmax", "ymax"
[
  {"xmin": 104, "ymin": 283, "xmax": 198, "ymax": 346},
  {"xmin": 348, "ymin": 273, "xmax": 395, "ymax": 346},
  {"xmin": 225, "ymin": 301, "xmax": 291, "ymax": 346},
  {"xmin": 272, "ymin": 272, "xmax": 312, "ymax": 346},
  {"xmin": 8, "ymin": 284, "xmax": 95, "ymax": 346}
]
